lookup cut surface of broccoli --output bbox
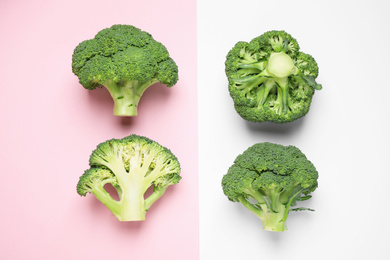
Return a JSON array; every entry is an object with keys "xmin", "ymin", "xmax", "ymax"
[
  {"xmin": 77, "ymin": 134, "xmax": 181, "ymax": 221},
  {"xmin": 225, "ymin": 30, "xmax": 322, "ymax": 123}
]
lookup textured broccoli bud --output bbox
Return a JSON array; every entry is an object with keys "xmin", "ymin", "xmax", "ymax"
[
  {"xmin": 222, "ymin": 142, "xmax": 318, "ymax": 232},
  {"xmin": 77, "ymin": 134, "xmax": 181, "ymax": 221},
  {"xmin": 72, "ymin": 24, "xmax": 179, "ymax": 116},
  {"xmin": 225, "ymin": 30, "xmax": 322, "ymax": 123}
]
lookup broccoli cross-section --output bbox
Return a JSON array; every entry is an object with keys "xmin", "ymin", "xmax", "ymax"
[
  {"xmin": 225, "ymin": 30, "xmax": 322, "ymax": 123},
  {"xmin": 77, "ymin": 134, "xmax": 181, "ymax": 221},
  {"xmin": 72, "ymin": 24, "xmax": 178, "ymax": 116},
  {"xmin": 222, "ymin": 142, "xmax": 318, "ymax": 232}
]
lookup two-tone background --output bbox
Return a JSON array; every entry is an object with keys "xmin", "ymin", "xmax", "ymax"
[{"xmin": 1, "ymin": 0, "xmax": 389, "ymax": 259}]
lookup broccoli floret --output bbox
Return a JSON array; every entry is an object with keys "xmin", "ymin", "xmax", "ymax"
[
  {"xmin": 76, "ymin": 134, "xmax": 181, "ymax": 221},
  {"xmin": 222, "ymin": 142, "xmax": 318, "ymax": 232},
  {"xmin": 225, "ymin": 30, "xmax": 322, "ymax": 123},
  {"xmin": 72, "ymin": 24, "xmax": 178, "ymax": 116}
]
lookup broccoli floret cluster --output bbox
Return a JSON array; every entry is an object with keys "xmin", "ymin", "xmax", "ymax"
[
  {"xmin": 72, "ymin": 24, "xmax": 178, "ymax": 116},
  {"xmin": 225, "ymin": 30, "xmax": 322, "ymax": 123},
  {"xmin": 77, "ymin": 134, "xmax": 181, "ymax": 221},
  {"xmin": 222, "ymin": 142, "xmax": 318, "ymax": 232}
]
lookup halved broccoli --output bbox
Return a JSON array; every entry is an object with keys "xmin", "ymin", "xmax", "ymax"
[
  {"xmin": 77, "ymin": 134, "xmax": 181, "ymax": 221},
  {"xmin": 72, "ymin": 24, "xmax": 178, "ymax": 116},
  {"xmin": 225, "ymin": 30, "xmax": 322, "ymax": 123},
  {"xmin": 222, "ymin": 142, "xmax": 318, "ymax": 232}
]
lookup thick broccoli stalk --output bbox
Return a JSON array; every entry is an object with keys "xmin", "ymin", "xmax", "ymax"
[
  {"xmin": 222, "ymin": 142, "xmax": 318, "ymax": 232},
  {"xmin": 72, "ymin": 24, "xmax": 178, "ymax": 116},
  {"xmin": 76, "ymin": 135, "xmax": 181, "ymax": 221},
  {"xmin": 225, "ymin": 30, "xmax": 322, "ymax": 123}
]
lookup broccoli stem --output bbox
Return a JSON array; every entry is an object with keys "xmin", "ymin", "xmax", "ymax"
[
  {"xmin": 113, "ymin": 96, "xmax": 139, "ymax": 116},
  {"xmin": 238, "ymin": 196, "xmax": 287, "ymax": 232},
  {"xmin": 117, "ymin": 168, "xmax": 147, "ymax": 221},
  {"xmin": 261, "ymin": 209, "xmax": 287, "ymax": 232},
  {"xmin": 104, "ymin": 79, "xmax": 158, "ymax": 117},
  {"xmin": 100, "ymin": 155, "xmax": 149, "ymax": 221},
  {"xmin": 239, "ymin": 187, "xmax": 290, "ymax": 232},
  {"xmin": 144, "ymin": 186, "xmax": 169, "ymax": 211},
  {"xmin": 260, "ymin": 189, "xmax": 288, "ymax": 231},
  {"xmin": 282, "ymin": 187, "xmax": 305, "ymax": 223},
  {"xmin": 91, "ymin": 185, "xmax": 121, "ymax": 218},
  {"xmin": 267, "ymin": 52, "xmax": 295, "ymax": 78},
  {"xmin": 119, "ymin": 188, "xmax": 146, "ymax": 221},
  {"xmin": 274, "ymin": 77, "xmax": 289, "ymax": 114},
  {"xmin": 257, "ymin": 79, "xmax": 275, "ymax": 106}
]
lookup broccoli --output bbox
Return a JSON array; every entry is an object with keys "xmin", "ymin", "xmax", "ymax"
[
  {"xmin": 225, "ymin": 30, "xmax": 322, "ymax": 123},
  {"xmin": 72, "ymin": 24, "xmax": 178, "ymax": 116},
  {"xmin": 222, "ymin": 142, "xmax": 318, "ymax": 232},
  {"xmin": 77, "ymin": 134, "xmax": 181, "ymax": 221}
]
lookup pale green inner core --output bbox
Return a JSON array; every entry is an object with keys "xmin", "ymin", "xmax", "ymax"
[{"xmin": 267, "ymin": 52, "xmax": 295, "ymax": 78}]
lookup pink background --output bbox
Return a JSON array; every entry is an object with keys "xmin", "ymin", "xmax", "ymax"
[{"xmin": 0, "ymin": 0, "xmax": 198, "ymax": 259}]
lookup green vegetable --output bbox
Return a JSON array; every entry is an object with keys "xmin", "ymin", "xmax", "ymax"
[
  {"xmin": 222, "ymin": 142, "xmax": 318, "ymax": 232},
  {"xmin": 77, "ymin": 134, "xmax": 181, "ymax": 221},
  {"xmin": 72, "ymin": 24, "xmax": 178, "ymax": 116},
  {"xmin": 225, "ymin": 30, "xmax": 322, "ymax": 123}
]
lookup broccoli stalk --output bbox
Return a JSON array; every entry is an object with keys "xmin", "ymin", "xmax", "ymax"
[
  {"xmin": 104, "ymin": 79, "xmax": 159, "ymax": 116},
  {"xmin": 78, "ymin": 168, "xmax": 123, "ymax": 218},
  {"xmin": 238, "ymin": 192, "xmax": 287, "ymax": 232},
  {"xmin": 80, "ymin": 167, "xmax": 172, "ymax": 221},
  {"xmin": 77, "ymin": 135, "xmax": 181, "ymax": 221},
  {"xmin": 222, "ymin": 142, "xmax": 318, "ymax": 232}
]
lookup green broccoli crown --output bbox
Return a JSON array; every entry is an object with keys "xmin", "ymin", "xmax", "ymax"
[
  {"xmin": 77, "ymin": 134, "xmax": 181, "ymax": 221},
  {"xmin": 89, "ymin": 134, "xmax": 180, "ymax": 173},
  {"xmin": 71, "ymin": 24, "xmax": 179, "ymax": 116},
  {"xmin": 222, "ymin": 142, "xmax": 318, "ymax": 232},
  {"xmin": 225, "ymin": 30, "xmax": 322, "ymax": 123}
]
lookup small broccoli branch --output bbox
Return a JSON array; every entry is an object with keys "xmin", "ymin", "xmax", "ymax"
[
  {"xmin": 237, "ymin": 196, "xmax": 263, "ymax": 219},
  {"xmin": 234, "ymin": 75, "xmax": 267, "ymax": 95},
  {"xmin": 256, "ymin": 79, "xmax": 275, "ymax": 107},
  {"xmin": 144, "ymin": 185, "xmax": 169, "ymax": 211},
  {"xmin": 282, "ymin": 186, "xmax": 310, "ymax": 223},
  {"xmin": 91, "ymin": 184, "xmax": 122, "ymax": 219},
  {"xmin": 104, "ymin": 79, "xmax": 159, "ymax": 116},
  {"xmin": 273, "ymin": 77, "xmax": 290, "ymax": 114},
  {"xmin": 239, "ymin": 48, "xmax": 260, "ymax": 64}
]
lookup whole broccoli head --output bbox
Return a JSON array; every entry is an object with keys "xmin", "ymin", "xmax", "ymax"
[
  {"xmin": 72, "ymin": 24, "xmax": 178, "ymax": 116},
  {"xmin": 77, "ymin": 134, "xmax": 181, "ymax": 221},
  {"xmin": 225, "ymin": 30, "xmax": 322, "ymax": 123},
  {"xmin": 222, "ymin": 142, "xmax": 318, "ymax": 232}
]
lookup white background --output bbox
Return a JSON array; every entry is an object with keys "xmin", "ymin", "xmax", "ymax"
[{"xmin": 198, "ymin": 0, "xmax": 390, "ymax": 259}]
